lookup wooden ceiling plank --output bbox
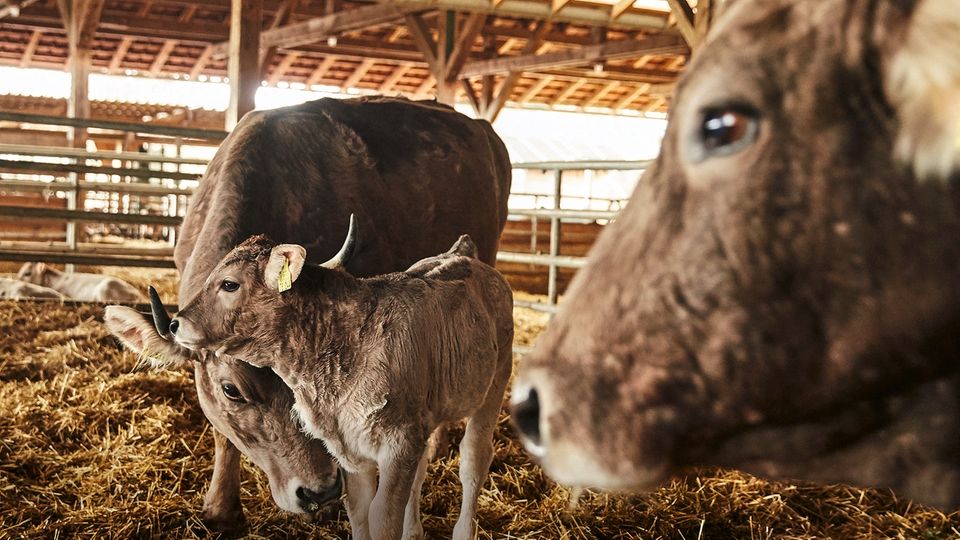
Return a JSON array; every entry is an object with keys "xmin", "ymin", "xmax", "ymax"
[
  {"xmin": 583, "ymin": 80, "xmax": 618, "ymax": 108},
  {"xmin": 268, "ymin": 51, "xmax": 300, "ymax": 84},
  {"xmin": 552, "ymin": 78, "xmax": 585, "ymax": 105},
  {"xmin": 189, "ymin": 44, "xmax": 214, "ymax": 79},
  {"xmin": 19, "ymin": 29, "xmax": 42, "ymax": 67},
  {"xmin": 664, "ymin": 0, "xmax": 697, "ymax": 48},
  {"xmin": 379, "ymin": 63, "xmax": 411, "ymax": 92},
  {"xmin": 341, "ymin": 57, "xmax": 375, "ymax": 89},
  {"xmin": 306, "ymin": 54, "xmax": 338, "ymax": 86},
  {"xmin": 518, "ymin": 75, "xmax": 553, "ymax": 103},
  {"xmin": 108, "ymin": 35, "xmax": 133, "ymax": 72},
  {"xmin": 612, "ymin": 82, "xmax": 648, "ymax": 110},
  {"xmin": 149, "ymin": 39, "xmax": 178, "ymax": 75}
]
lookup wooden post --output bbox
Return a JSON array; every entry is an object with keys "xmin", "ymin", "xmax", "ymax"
[
  {"xmin": 227, "ymin": 0, "xmax": 262, "ymax": 130},
  {"xmin": 434, "ymin": 10, "xmax": 456, "ymax": 104}
]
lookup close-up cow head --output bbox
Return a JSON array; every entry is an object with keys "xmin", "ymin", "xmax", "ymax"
[
  {"xmin": 104, "ymin": 304, "xmax": 342, "ymax": 517},
  {"xmin": 512, "ymin": 0, "xmax": 960, "ymax": 508}
]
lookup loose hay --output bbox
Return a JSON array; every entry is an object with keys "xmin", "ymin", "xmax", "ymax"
[{"xmin": 0, "ymin": 299, "xmax": 957, "ymax": 539}]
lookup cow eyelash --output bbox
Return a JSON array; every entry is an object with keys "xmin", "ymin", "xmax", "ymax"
[{"xmin": 221, "ymin": 382, "xmax": 245, "ymax": 402}]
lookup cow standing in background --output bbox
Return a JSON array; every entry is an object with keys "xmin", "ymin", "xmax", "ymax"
[
  {"xmin": 512, "ymin": 0, "xmax": 960, "ymax": 509},
  {"xmin": 17, "ymin": 263, "xmax": 144, "ymax": 303},
  {"xmin": 163, "ymin": 229, "xmax": 514, "ymax": 540},
  {"xmin": 104, "ymin": 96, "xmax": 511, "ymax": 530}
]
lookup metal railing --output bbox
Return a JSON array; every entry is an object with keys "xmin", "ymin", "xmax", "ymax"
[
  {"xmin": 0, "ymin": 117, "xmax": 648, "ymax": 313},
  {"xmin": 500, "ymin": 160, "xmax": 648, "ymax": 312}
]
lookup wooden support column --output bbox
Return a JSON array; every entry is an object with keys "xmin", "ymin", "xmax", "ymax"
[
  {"xmin": 482, "ymin": 21, "xmax": 549, "ymax": 123},
  {"xmin": 434, "ymin": 10, "xmax": 456, "ymax": 104},
  {"xmin": 227, "ymin": 0, "xmax": 262, "ymax": 130}
]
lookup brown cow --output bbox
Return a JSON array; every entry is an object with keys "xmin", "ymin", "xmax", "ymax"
[
  {"xmin": 165, "ymin": 228, "xmax": 513, "ymax": 540},
  {"xmin": 105, "ymin": 96, "xmax": 511, "ymax": 529},
  {"xmin": 17, "ymin": 263, "xmax": 144, "ymax": 303},
  {"xmin": 511, "ymin": 0, "xmax": 960, "ymax": 509}
]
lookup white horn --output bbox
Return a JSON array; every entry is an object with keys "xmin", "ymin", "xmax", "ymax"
[{"xmin": 320, "ymin": 214, "xmax": 358, "ymax": 271}]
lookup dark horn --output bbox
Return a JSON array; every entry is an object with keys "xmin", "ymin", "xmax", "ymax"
[
  {"xmin": 320, "ymin": 214, "xmax": 358, "ymax": 271},
  {"xmin": 148, "ymin": 286, "xmax": 173, "ymax": 338}
]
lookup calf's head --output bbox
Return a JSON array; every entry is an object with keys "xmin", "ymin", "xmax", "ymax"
[
  {"xmin": 513, "ymin": 0, "xmax": 960, "ymax": 506},
  {"xmin": 17, "ymin": 262, "xmax": 56, "ymax": 286},
  {"xmin": 169, "ymin": 215, "xmax": 355, "ymax": 357},
  {"xmin": 105, "ymin": 305, "xmax": 342, "ymax": 516}
]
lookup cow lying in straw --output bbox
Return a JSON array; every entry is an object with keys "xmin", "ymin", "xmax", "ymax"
[
  {"xmin": 157, "ymin": 221, "xmax": 513, "ymax": 540},
  {"xmin": 17, "ymin": 263, "xmax": 144, "ymax": 303},
  {"xmin": 0, "ymin": 277, "xmax": 64, "ymax": 300}
]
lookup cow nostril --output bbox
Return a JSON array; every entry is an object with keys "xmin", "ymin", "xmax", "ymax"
[
  {"xmin": 168, "ymin": 319, "xmax": 179, "ymax": 335},
  {"xmin": 296, "ymin": 471, "xmax": 342, "ymax": 513},
  {"xmin": 512, "ymin": 387, "xmax": 542, "ymax": 448}
]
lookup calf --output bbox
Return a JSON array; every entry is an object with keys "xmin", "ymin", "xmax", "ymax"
[
  {"xmin": 0, "ymin": 277, "xmax": 64, "ymax": 300},
  {"xmin": 167, "ymin": 224, "xmax": 514, "ymax": 540},
  {"xmin": 18, "ymin": 262, "xmax": 144, "ymax": 303}
]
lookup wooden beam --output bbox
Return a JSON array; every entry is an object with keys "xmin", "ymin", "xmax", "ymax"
[
  {"xmin": 379, "ymin": 63, "xmax": 410, "ymax": 92},
  {"xmin": 611, "ymin": 0, "xmax": 634, "ymax": 20},
  {"xmin": 632, "ymin": 54, "xmax": 652, "ymax": 69},
  {"xmin": 442, "ymin": 13, "xmax": 485, "ymax": 82},
  {"xmin": 461, "ymin": 79, "xmax": 481, "ymax": 115},
  {"xmin": 583, "ymin": 81, "xmax": 618, "ymax": 108},
  {"xmin": 342, "ymin": 57, "xmax": 375, "ymax": 89},
  {"xmin": 483, "ymin": 21, "xmax": 549, "ymax": 123},
  {"xmin": 0, "ymin": 0, "xmax": 39, "ymax": 19},
  {"xmin": 20, "ymin": 29, "xmax": 42, "ymax": 67},
  {"xmin": 642, "ymin": 95, "xmax": 666, "ymax": 113},
  {"xmin": 179, "ymin": 4, "xmax": 198, "ymax": 22},
  {"xmin": 76, "ymin": 0, "xmax": 105, "ymax": 49},
  {"xmin": 404, "ymin": 13, "xmax": 439, "ymax": 73},
  {"xmin": 385, "ymin": 25, "xmax": 405, "ymax": 43},
  {"xmin": 612, "ymin": 82, "xmax": 648, "ymax": 111},
  {"xmin": 189, "ymin": 44, "xmax": 213, "ymax": 79},
  {"xmin": 434, "ymin": 10, "xmax": 455, "ymax": 104},
  {"xmin": 694, "ymin": 0, "xmax": 713, "ymax": 44},
  {"xmin": 665, "ymin": 0, "xmax": 697, "ymax": 48},
  {"xmin": 108, "ymin": 36, "xmax": 132, "ymax": 72},
  {"xmin": 552, "ymin": 0, "xmax": 572, "ymax": 14},
  {"xmin": 414, "ymin": 73, "xmax": 435, "ymax": 96},
  {"xmin": 518, "ymin": 75, "xmax": 553, "ymax": 103},
  {"xmin": 461, "ymin": 33, "xmax": 687, "ymax": 78},
  {"xmin": 553, "ymin": 78, "xmax": 585, "ymax": 105},
  {"xmin": 497, "ymin": 37, "xmax": 517, "ymax": 55},
  {"xmin": 268, "ymin": 51, "xmax": 300, "ymax": 84},
  {"xmin": 306, "ymin": 54, "xmax": 338, "ymax": 86},
  {"xmin": 226, "ymin": 0, "xmax": 262, "ymax": 130},
  {"xmin": 149, "ymin": 39, "xmax": 178, "ymax": 75},
  {"xmin": 259, "ymin": 0, "xmax": 297, "ymax": 79}
]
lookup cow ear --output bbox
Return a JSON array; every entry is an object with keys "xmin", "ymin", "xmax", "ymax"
[
  {"xmin": 104, "ymin": 305, "xmax": 192, "ymax": 368},
  {"xmin": 264, "ymin": 244, "xmax": 307, "ymax": 290},
  {"xmin": 885, "ymin": 0, "xmax": 960, "ymax": 180}
]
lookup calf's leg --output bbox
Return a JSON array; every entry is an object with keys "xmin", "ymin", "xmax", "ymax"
[
  {"xmin": 402, "ymin": 442, "xmax": 434, "ymax": 539},
  {"xmin": 452, "ymin": 356, "xmax": 511, "ymax": 540},
  {"xmin": 369, "ymin": 440, "xmax": 425, "ymax": 540},
  {"xmin": 345, "ymin": 466, "xmax": 379, "ymax": 540},
  {"xmin": 201, "ymin": 429, "xmax": 246, "ymax": 532}
]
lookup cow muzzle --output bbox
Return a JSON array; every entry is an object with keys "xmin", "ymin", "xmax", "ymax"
[{"xmin": 511, "ymin": 369, "xmax": 669, "ymax": 492}]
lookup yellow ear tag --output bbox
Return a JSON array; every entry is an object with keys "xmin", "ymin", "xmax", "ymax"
[{"xmin": 277, "ymin": 258, "xmax": 292, "ymax": 293}]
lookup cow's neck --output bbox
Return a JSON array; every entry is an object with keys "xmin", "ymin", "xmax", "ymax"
[{"xmin": 253, "ymin": 267, "xmax": 377, "ymax": 405}]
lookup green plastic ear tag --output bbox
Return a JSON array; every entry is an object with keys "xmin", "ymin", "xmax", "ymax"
[{"xmin": 277, "ymin": 258, "xmax": 292, "ymax": 293}]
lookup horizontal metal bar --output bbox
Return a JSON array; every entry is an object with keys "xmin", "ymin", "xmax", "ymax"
[
  {"xmin": 0, "ymin": 144, "xmax": 210, "ymax": 166},
  {"xmin": 496, "ymin": 250, "xmax": 586, "ymax": 269},
  {"xmin": 0, "ymin": 241, "xmax": 175, "ymax": 257},
  {"xmin": 0, "ymin": 178, "xmax": 195, "ymax": 197},
  {"xmin": 0, "ymin": 158, "xmax": 201, "ymax": 181},
  {"xmin": 0, "ymin": 112, "xmax": 228, "ymax": 141},
  {"xmin": 509, "ymin": 208, "xmax": 618, "ymax": 220},
  {"xmin": 0, "ymin": 249, "xmax": 176, "ymax": 268},
  {"xmin": 513, "ymin": 298, "xmax": 559, "ymax": 314},
  {"xmin": 0, "ymin": 206, "xmax": 183, "ymax": 226},
  {"xmin": 511, "ymin": 160, "xmax": 652, "ymax": 171}
]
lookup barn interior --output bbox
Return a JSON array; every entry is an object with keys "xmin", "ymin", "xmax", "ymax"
[{"xmin": 0, "ymin": 0, "xmax": 958, "ymax": 537}]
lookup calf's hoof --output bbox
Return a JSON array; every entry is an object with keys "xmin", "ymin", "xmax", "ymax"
[{"xmin": 201, "ymin": 506, "xmax": 247, "ymax": 534}]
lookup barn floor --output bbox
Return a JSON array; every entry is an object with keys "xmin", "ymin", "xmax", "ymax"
[{"xmin": 0, "ymin": 270, "xmax": 957, "ymax": 539}]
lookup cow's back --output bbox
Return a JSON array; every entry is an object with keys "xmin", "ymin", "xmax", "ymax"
[{"xmin": 176, "ymin": 96, "xmax": 510, "ymax": 303}]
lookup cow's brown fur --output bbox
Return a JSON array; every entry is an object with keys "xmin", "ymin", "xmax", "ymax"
[
  {"xmin": 512, "ymin": 0, "xmax": 960, "ymax": 509},
  {"xmin": 104, "ymin": 96, "xmax": 511, "ymax": 528},
  {"xmin": 172, "ymin": 234, "xmax": 514, "ymax": 540}
]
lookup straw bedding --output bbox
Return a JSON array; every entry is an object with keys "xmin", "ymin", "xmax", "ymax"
[{"xmin": 0, "ymin": 272, "xmax": 957, "ymax": 539}]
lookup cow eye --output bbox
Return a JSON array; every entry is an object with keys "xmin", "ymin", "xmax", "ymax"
[
  {"xmin": 220, "ymin": 280, "xmax": 240, "ymax": 292},
  {"xmin": 221, "ymin": 382, "xmax": 245, "ymax": 402},
  {"xmin": 695, "ymin": 106, "xmax": 759, "ymax": 161}
]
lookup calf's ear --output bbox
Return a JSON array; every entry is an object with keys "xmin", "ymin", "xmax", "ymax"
[
  {"xmin": 264, "ymin": 244, "xmax": 307, "ymax": 290},
  {"xmin": 884, "ymin": 0, "xmax": 960, "ymax": 180},
  {"xmin": 104, "ymin": 305, "xmax": 193, "ymax": 368}
]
